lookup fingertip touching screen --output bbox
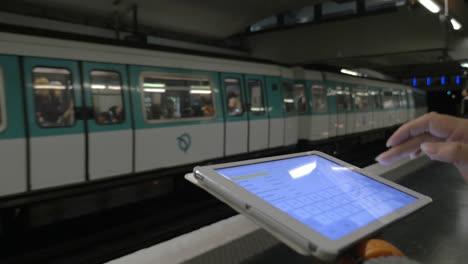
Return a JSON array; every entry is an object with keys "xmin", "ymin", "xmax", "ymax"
[{"xmin": 215, "ymin": 155, "xmax": 417, "ymax": 240}]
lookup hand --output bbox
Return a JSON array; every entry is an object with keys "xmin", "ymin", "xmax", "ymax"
[{"xmin": 376, "ymin": 112, "xmax": 468, "ymax": 182}]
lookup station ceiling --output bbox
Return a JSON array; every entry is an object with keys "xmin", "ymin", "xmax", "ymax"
[{"xmin": 1, "ymin": 0, "xmax": 468, "ymax": 80}]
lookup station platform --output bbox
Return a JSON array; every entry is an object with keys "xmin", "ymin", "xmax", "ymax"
[{"xmin": 106, "ymin": 157, "xmax": 468, "ymax": 264}]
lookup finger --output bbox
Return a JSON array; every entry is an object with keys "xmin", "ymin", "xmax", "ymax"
[
  {"xmin": 376, "ymin": 133, "xmax": 443, "ymax": 165},
  {"xmin": 410, "ymin": 149, "xmax": 422, "ymax": 160},
  {"xmin": 386, "ymin": 112, "xmax": 468, "ymax": 147}
]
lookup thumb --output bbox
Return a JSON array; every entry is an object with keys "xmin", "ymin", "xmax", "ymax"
[{"xmin": 421, "ymin": 142, "xmax": 468, "ymax": 183}]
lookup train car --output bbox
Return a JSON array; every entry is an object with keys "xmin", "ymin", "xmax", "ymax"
[
  {"xmin": 0, "ymin": 31, "xmax": 427, "ymax": 228},
  {"xmin": 295, "ymin": 72, "xmax": 415, "ymax": 145}
]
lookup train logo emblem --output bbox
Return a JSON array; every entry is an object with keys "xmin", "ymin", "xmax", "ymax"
[{"xmin": 177, "ymin": 133, "xmax": 192, "ymax": 153}]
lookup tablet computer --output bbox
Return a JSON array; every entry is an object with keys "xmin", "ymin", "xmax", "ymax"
[{"xmin": 186, "ymin": 151, "xmax": 432, "ymax": 261}]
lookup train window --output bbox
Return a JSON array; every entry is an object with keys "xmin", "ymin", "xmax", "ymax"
[
  {"xmin": 33, "ymin": 67, "xmax": 75, "ymax": 128},
  {"xmin": 311, "ymin": 84, "xmax": 328, "ymax": 113},
  {"xmin": 336, "ymin": 86, "xmax": 351, "ymax": 112},
  {"xmin": 90, "ymin": 71, "xmax": 125, "ymax": 125},
  {"xmin": 295, "ymin": 83, "xmax": 307, "ymax": 113},
  {"xmin": 283, "ymin": 81, "xmax": 296, "ymax": 114},
  {"xmin": 371, "ymin": 90, "xmax": 383, "ymax": 110},
  {"xmin": 0, "ymin": 67, "xmax": 6, "ymax": 132},
  {"xmin": 353, "ymin": 87, "xmax": 370, "ymax": 111},
  {"xmin": 141, "ymin": 73, "xmax": 215, "ymax": 122},
  {"xmin": 248, "ymin": 79, "xmax": 265, "ymax": 115},
  {"xmin": 383, "ymin": 91, "xmax": 394, "ymax": 109},
  {"xmin": 225, "ymin": 78, "xmax": 243, "ymax": 117}
]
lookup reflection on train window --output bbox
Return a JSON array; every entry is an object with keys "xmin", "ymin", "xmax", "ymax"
[
  {"xmin": 371, "ymin": 90, "xmax": 383, "ymax": 110},
  {"xmin": 383, "ymin": 91, "xmax": 394, "ymax": 109},
  {"xmin": 311, "ymin": 84, "xmax": 328, "ymax": 113},
  {"xmin": 295, "ymin": 83, "xmax": 307, "ymax": 113},
  {"xmin": 248, "ymin": 79, "xmax": 265, "ymax": 115},
  {"xmin": 353, "ymin": 87, "xmax": 369, "ymax": 111},
  {"xmin": 0, "ymin": 67, "xmax": 5, "ymax": 132},
  {"xmin": 336, "ymin": 86, "xmax": 351, "ymax": 112},
  {"xmin": 225, "ymin": 78, "xmax": 243, "ymax": 117},
  {"xmin": 90, "ymin": 71, "xmax": 125, "ymax": 125},
  {"xmin": 141, "ymin": 74, "xmax": 215, "ymax": 122},
  {"xmin": 33, "ymin": 67, "xmax": 75, "ymax": 128},
  {"xmin": 283, "ymin": 81, "xmax": 296, "ymax": 114}
]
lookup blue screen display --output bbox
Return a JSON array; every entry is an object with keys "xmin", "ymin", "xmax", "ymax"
[{"xmin": 216, "ymin": 155, "xmax": 417, "ymax": 240}]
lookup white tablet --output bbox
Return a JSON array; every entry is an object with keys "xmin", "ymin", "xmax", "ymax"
[{"xmin": 187, "ymin": 151, "xmax": 432, "ymax": 261}]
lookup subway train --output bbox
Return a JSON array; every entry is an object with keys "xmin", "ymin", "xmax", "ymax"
[{"xmin": 0, "ymin": 32, "xmax": 427, "ymax": 206}]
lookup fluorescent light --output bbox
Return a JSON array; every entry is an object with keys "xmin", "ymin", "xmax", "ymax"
[
  {"xmin": 34, "ymin": 84, "xmax": 66, "ymax": 89},
  {"xmin": 340, "ymin": 69, "xmax": 361, "ymax": 77},
  {"xmin": 143, "ymin": 83, "xmax": 166, "ymax": 88},
  {"xmin": 460, "ymin": 62, "xmax": 468, "ymax": 68},
  {"xmin": 108, "ymin": 85, "xmax": 122, "ymax": 90},
  {"xmin": 289, "ymin": 162, "xmax": 317, "ymax": 179},
  {"xmin": 283, "ymin": 99, "xmax": 294, "ymax": 103},
  {"xmin": 144, "ymin": 88, "xmax": 166, "ymax": 93},
  {"xmin": 190, "ymin": 85, "xmax": 211, "ymax": 89},
  {"xmin": 190, "ymin": 90, "xmax": 212, "ymax": 94},
  {"xmin": 251, "ymin": 107, "xmax": 265, "ymax": 112},
  {"xmin": 451, "ymin": 18, "xmax": 462, "ymax": 30},
  {"xmin": 91, "ymin": 84, "xmax": 106, "ymax": 89},
  {"xmin": 418, "ymin": 0, "xmax": 441, "ymax": 13}
]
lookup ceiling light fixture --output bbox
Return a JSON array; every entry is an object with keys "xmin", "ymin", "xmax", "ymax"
[
  {"xmin": 340, "ymin": 69, "xmax": 362, "ymax": 77},
  {"xmin": 450, "ymin": 18, "xmax": 462, "ymax": 30},
  {"xmin": 418, "ymin": 0, "xmax": 441, "ymax": 13}
]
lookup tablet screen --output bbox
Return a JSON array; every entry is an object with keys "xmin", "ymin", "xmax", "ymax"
[{"xmin": 215, "ymin": 155, "xmax": 417, "ymax": 240}]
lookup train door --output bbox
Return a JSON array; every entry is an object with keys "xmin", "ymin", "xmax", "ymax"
[
  {"xmin": 244, "ymin": 75, "xmax": 268, "ymax": 152},
  {"xmin": 399, "ymin": 90, "xmax": 409, "ymax": 123},
  {"xmin": 23, "ymin": 57, "xmax": 85, "ymax": 190},
  {"xmin": 0, "ymin": 55, "xmax": 27, "ymax": 196},
  {"xmin": 265, "ymin": 76, "xmax": 284, "ymax": 148},
  {"xmin": 369, "ymin": 87, "xmax": 383, "ymax": 130},
  {"xmin": 326, "ymin": 82, "xmax": 338, "ymax": 138},
  {"xmin": 352, "ymin": 84, "xmax": 370, "ymax": 132},
  {"xmin": 282, "ymin": 79, "xmax": 299, "ymax": 146},
  {"xmin": 335, "ymin": 83, "xmax": 349, "ymax": 136},
  {"xmin": 382, "ymin": 88, "xmax": 395, "ymax": 126},
  {"xmin": 345, "ymin": 84, "xmax": 355, "ymax": 134},
  {"xmin": 407, "ymin": 90, "xmax": 416, "ymax": 120},
  {"xmin": 295, "ymin": 80, "xmax": 309, "ymax": 141},
  {"xmin": 221, "ymin": 73, "xmax": 248, "ymax": 155},
  {"xmin": 82, "ymin": 62, "xmax": 133, "ymax": 180},
  {"xmin": 309, "ymin": 81, "xmax": 330, "ymax": 140}
]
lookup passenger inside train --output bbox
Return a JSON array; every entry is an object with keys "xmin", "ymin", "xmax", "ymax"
[{"xmin": 34, "ymin": 74, "xmax": 75, "ymax": 127}]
